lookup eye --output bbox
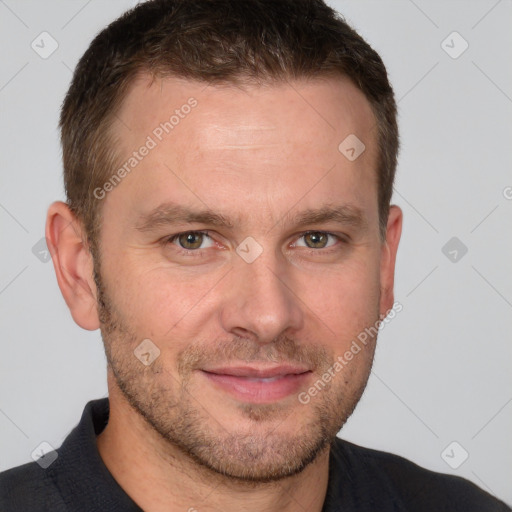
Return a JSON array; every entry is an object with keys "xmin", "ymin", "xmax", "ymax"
[
  {"xmin": 170, "ymin": 231, "xmax": 215, "ymax": 250},
  {"xmin": 294, "ymin": 231, "xmax": 339, "ymax": 249}
]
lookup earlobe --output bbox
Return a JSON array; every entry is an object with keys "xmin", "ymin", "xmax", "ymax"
[
  {"xmin": 379, "ymin": 205, "xmax": 403, "ymax": 317},
  {"xmin": 45, "ymin": 201, "xmax": 100, "ymax": 331}
]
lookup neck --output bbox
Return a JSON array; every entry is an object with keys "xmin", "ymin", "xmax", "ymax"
[{"xmin": 97, "ymin": 377, "xmax": 331, "ymax": 512}]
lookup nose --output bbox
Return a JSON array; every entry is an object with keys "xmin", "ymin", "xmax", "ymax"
[{"xmin": 219, "ymin": 252, "xmax": 304, "ymax": 344}]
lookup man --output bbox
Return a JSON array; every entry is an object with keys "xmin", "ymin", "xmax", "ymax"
[{"xmin": 0, "ymin": 0, "xmax": 509, "ymax": 510}]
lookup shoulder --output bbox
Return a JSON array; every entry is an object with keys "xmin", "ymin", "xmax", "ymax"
[
  {"xmin": 332, "ymin": 438, "xmax": 511, "ymax": 511},
  {"xmin": 0, "ymin": 459, "xmax": 66, "ymax": 511}
]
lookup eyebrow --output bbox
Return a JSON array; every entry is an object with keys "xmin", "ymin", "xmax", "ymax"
[
  {"xmin": 136, "ymin": 203, "xmax": 236, "ymax": 232},
  {"xmin": 284, "ymin": 204, "xmax": 366, "ymax": 231},
  {"xmin": 135, "ymin": 202, "xmax": 367, "ymax": 233}
]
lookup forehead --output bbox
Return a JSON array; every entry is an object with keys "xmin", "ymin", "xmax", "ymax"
[
  {"xmin": 106, "ymin": 74, "xmax": 379, "ymax": 231},
  {"xmin": 116, "ymin": 73, "xmax": 376, "ymax": 148}
]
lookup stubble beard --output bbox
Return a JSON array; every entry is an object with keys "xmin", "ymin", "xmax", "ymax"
[{"xmin": 94, "ymin": 263, "xmax": 376, "ymax": 483}]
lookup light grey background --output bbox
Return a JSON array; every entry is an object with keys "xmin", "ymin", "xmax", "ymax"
[{"xmin": 1, "ymin": 0, "xmax": 511, "ymax": 505}]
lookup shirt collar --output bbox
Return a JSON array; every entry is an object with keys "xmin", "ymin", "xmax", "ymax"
[
  {"xmin": 49, "ymin": 397, "xmax": 142, "ymax": 511},
  {"xmin": 51, "ymin": 397, "xmax": 403, "ymax": 511}
]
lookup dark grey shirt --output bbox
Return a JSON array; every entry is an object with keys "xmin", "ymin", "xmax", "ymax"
[{"xmin": 0, "ymin": 398, "xmax": 509, "ymax": 511}]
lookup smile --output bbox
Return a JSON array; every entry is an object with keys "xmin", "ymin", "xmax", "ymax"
[{"xmin": 200, "ymin": 365, "xmax": 312, "ymax": 404}]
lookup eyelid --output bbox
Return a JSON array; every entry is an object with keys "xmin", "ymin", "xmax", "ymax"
[
  {"xmin": 167, "ymin": 230, "xmax": 215, "ymax": 249},
  {"xmin": 163, "ymin": 229, "xmax": 347, "ymax": 255},
  {"xmin": 291, "ymin": 230, "xmax": 345, "ymax": 248}
]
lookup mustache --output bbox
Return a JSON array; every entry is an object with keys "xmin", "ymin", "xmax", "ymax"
[{"xmin": 176, "ymin": 335, "xmax": 332, "ymax": 376}]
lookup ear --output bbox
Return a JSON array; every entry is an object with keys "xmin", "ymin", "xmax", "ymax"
[
  {"xmin": 45, "ymin": 201, "xmax": 100, "ymax": 330},
  {"xmin": 379, "ymin": 205, "xmax": 403, "ymax": 317}
]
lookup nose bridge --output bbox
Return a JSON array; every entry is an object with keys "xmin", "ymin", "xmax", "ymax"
[{"xmin": 219, "ymin": 248, "xmax": 303, "ymax": 342}]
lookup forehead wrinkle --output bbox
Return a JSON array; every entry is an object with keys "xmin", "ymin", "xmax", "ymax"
[
  {"xmin": 202, "ymin": 124, "xmax": 279, "ymax": 149},
  {"xmin": 216, "ymin": 144, "xmax": 280, "ymax": 150}
]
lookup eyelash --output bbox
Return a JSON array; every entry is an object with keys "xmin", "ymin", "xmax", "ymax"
[
  {"xmin": 164, "ymin": 230, "xmax": 346, "ymax": 257},
  {"xmin": 165, "ymin": 230, "xmax": 215, "ymax": 257}
]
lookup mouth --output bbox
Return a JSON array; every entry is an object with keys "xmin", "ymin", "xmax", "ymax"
[{"xmin": 200, "ymin": 364, "xmax": 312, "ymax": 404}]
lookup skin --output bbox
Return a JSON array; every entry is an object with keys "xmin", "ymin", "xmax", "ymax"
[{"xmin": 46, "ymin": 75, "xmax": 402, "ymax": 511}]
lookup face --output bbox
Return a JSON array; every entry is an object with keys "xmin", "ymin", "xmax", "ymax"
[{"xmin": 94, "ymin": 75, "xmax": 396, "ymax": 482}]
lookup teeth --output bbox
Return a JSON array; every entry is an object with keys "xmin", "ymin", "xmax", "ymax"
[{"xmin": 244, "ymin": 376, "xmax": 281, "ymax": 382}]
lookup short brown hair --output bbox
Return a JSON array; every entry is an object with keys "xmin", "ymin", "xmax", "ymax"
[{"xmin": 60, "ymin": 0, "xmax": 398, "ymax": 246}]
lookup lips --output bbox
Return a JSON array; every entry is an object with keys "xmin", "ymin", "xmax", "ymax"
[{"xmin": 200, "ymin": 364, "xmax": 312, "ymax": 403}]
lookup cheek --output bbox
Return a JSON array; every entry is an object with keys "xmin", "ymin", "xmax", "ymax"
[
  {"xmin": 100, "ymin": 236, "xmax": 382, "ymax": 350},
  {"xmin": 304, "ymin": 255, "xmax": 381, "ymax": 332},
  {"xmin": 101, "ymin": 255, "xmax": 226, "ymax": 341}
]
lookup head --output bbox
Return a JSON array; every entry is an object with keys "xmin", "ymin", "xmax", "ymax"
[{"xmin": 47, "ymin": 0, "xmax": 402, "ymax": 483}]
